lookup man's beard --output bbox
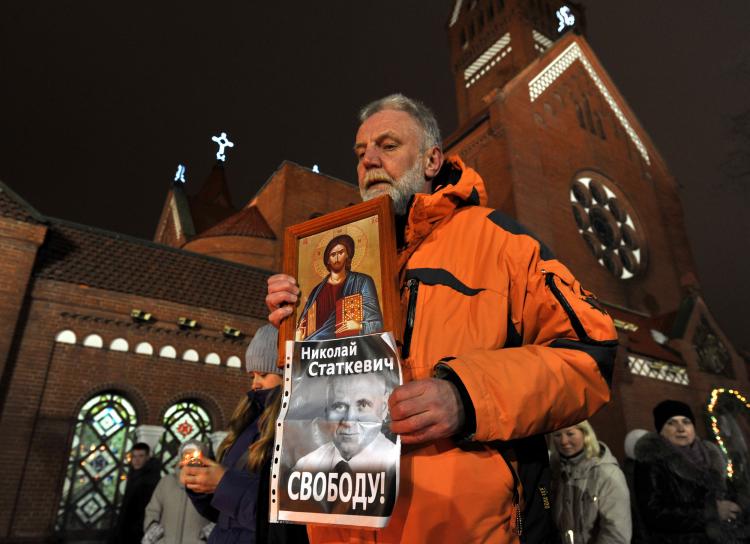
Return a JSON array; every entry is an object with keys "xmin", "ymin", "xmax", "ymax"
[{"xmin": 360, "ymin": 158, "xmax": 427, "ymax": 216}]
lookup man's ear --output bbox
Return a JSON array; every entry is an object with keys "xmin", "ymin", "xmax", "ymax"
[{"xmin": 423, "ymin": 146, "xmax": 444, "ymax": 180}]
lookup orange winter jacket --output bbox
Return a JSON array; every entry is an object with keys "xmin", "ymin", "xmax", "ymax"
[{"xmin": 308, "ymin": 157, "xmax": 617, "ymax": 543}]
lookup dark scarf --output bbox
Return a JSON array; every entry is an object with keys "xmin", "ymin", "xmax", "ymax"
[{"xmin": 662, "ymin": 435, "xmax": 712, "ymax": 471}]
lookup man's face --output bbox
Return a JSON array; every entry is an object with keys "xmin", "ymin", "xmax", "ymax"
[
  {"xmin": 660, "ymin": 415, "xmax": 696, "ymax": 447},
  {"xmin": 326, "ymin": 374, "xmax": 388, "ymax": 460},
  {"xmin": 327, "ymin": 243, "xmax": 348, "ymax": 273},
  {"xmin": 354, "ymin": 109, "xmax": 431, "ymax": 211},
  {"xmin": 130, "ymin": 448, "xmax": 149, "ymax": 470}
]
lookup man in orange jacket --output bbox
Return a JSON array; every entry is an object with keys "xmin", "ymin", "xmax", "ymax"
[{"xmin": 266, "ymin": 94, "xmax": 617, "ymax": 543}]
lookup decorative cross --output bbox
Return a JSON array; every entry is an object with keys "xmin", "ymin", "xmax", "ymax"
[
  {"xmin": 174, "ymin": 164, "xmax": 186, "ymax": 183},
  {"xmin": 211, "ymin": 132, "xmax": 235, "ymax": 162},
  {"xmin": 556, "ymin": 6, "xmax": 575, "ymax": 32}
]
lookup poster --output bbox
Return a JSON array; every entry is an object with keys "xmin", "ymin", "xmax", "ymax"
[{"xmin": 270, "ymin": 333, "xmax": 402, "ymax": 528}]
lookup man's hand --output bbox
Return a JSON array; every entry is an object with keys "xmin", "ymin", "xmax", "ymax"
[
  {"xmin": 266, "ymin": 274, "xmax": 300, "ymax": 327},
  {"xmin": 180, "ymin": 458, "xmax": 226, "ymax": 494},
  {"xmin": 388, "ymin": 378, "xmax": 465, "ymax": 444}
]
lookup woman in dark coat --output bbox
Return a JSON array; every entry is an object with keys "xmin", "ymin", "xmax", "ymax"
[
  {"xmin": 634, "ymin": 399, "xmax": 746, "ymax": 543},
  {"xmin": 180, "ymin": 325, "xmax": 307, "ymax": 544}
]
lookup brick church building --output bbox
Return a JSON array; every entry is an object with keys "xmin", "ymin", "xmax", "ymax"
[{"xmin": 0, "ymin": 0, "xmax": 747, "ymax": 541}]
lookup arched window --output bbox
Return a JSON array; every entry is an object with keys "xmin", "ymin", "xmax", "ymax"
[
  {"xmin": 83, "ymin": 334, "xmax": 104, "ymax": 349},
  {"xmin": 574, "ymin": 101, "xmax": 585, "ymax": 128},
  {"xmin": 56, "ymin": 393, "xmax": 137, "ymax": 536},
  {"xmin": 159, "ymin": 345, "xmax": 177, "ymax": 359},
  {"xmin": 182, "ymin": 349, "xmax": 200, "ymax": 362},
  {"xmin": 135, "ymin": 342, "xmax": 154, "ymax": 356},
  {"xmin": 227, "ymin": 356, "xmax": 242, "ymax": 369},
  {"xmin": 155, "ymin": 401, "xmax": 213, "ymax": 474},
  {"xmin": 204, "ymin": 353, "xmax": 221, "ymax": 365},
  {"xmin": 109, "ymin": 338, "xmax": 129, "ymax": 352},
  {"xmin": 56, "ymin": 330, "xmax": 77, "ymax": 344},
  {"xmin": 583, "ymin": 96, "xmax": 595, "ymax": 134},
  {"xmin": 595, "ymin": 112, "xmax": 606, "ymax": 140}
]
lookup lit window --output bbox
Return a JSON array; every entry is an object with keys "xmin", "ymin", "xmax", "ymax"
[
  {"xmin": 109, "ymin": 338, "xmax": 129, "ymax": 352},
  {"xmin": 204, "ymin": 353, "xmax": 221, "ymax": 365},
  {"xmin": 570, "ymin": 172, "xmax": 646, "ymax": 279},
  {"xmin": 227, "ymin": 356, "xmax": 242, "ymax": 369},
  {"xmin": 155, "ymin": 401, "xmax": 212, "ymax": 475},
  {"xmin": 83, "ymin": 334, "xmax": 104, "ymax": 349},
  {"xmin": 56, "ymin": 330, "xmax": 77, "ymax": 344},
  {"xmin": 135, "ymin": 342, "xmax": 154, "ymax": 356},
  {"xmin": 182, "ymin": 349, "xmax": 199, "ymax": 362},
  {"xmin": 159, "ymin": 345, "xmax": 177, "ymax": 359},
  {"xmin": 56, "ymin": 393, "xmax": 137, "ymax": 533}
]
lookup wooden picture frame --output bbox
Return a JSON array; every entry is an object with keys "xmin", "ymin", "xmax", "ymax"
[{"xmin": 279, "ymin": 196, "xmax": 400, "ymax": 362}]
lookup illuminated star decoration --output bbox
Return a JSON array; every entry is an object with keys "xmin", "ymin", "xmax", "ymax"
[
  {"xmin": 556, "ymin": 5, "xmax": 575, "ymax": 33},
  {"xmin": 174, "ymin": 164, "xmax": 186, "ymax": 183},
  {"xmin": 312, "ymin": 164, "xmax": 320, "ymax": 173},
  {"xmin": 211, "ymin": 132, "xmax": 234, "ymax": 162}
]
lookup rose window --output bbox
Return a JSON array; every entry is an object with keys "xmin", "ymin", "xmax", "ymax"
[{"xmin": 570, "ymin": 174, "xmax": 645, "ymax": 279}]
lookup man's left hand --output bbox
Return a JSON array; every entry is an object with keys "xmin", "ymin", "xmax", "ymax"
[{"xmin": 388, "ymin": 378, "xmax": 465, "ymax": 444}]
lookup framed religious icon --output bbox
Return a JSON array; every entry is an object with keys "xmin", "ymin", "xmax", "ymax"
[{"xmin": 279, "ymin": 195, "xmax": 400, "ymax": 362}]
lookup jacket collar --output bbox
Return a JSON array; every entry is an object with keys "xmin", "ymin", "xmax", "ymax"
[{"xmin": 398, "ymin": 156, "xmax": 487, "ymax": 273}]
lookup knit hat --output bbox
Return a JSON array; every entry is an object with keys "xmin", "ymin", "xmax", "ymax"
[
  {"xmin": 245, "ymin": 324, "xmax": 282, "ymax": 375},
  {"xmin": 653, "ymin": 399, "xmax": 695, "ymax": 432}
]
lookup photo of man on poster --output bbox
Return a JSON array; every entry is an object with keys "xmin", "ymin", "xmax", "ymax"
[{"xmin": 293, "ymin": 372, "xmax": 398, "ymax": 474}]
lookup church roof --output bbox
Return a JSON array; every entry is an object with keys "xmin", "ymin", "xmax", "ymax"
[
  {"xmin": 188, "ymin": 162, "xmax": 238, "ymax": 234},
  {"xmin": 33, "ymin": 219, "xmax": 271, "ymax": 319},
  {"xmin": 194, "ymin": 204, "xmax": 276, "ymax": 240},
  {"xmin": 605, "ymin": 305, "xmax": 683, "ymax": 365},
  {"xmin": 0, "ymin": 182, "xmax": 46, "ymax": 224}
]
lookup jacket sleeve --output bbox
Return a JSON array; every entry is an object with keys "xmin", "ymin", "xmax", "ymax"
[
  {"xmin": 441, "ymin": 241, "xmax": 616, "ymax": 441},
  {"xmin": 209, "ymin": 467, "xmax": 262, "ymax": 528},
  {"xmin": 143, "ymin": 477, "xmax": 165, "ymax": 531},
  {"xmin": 593, "ymin": 465, "xmax": 632, "ymax": 544},
  {"xmin": 186, "ymin": 489, "xmax": 220, "ymax": 523}
]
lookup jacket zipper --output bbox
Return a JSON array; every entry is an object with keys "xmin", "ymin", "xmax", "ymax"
[
  {"xmin": 498, "ymin": 449, "xmax": 524, "ymax": 539},
  {"xmin": 542, "ymin": 269, "xmax": 616, "ymax": 346},
  {"xmin": 402, "ymin": 277, "xmax": 419, "ymax": 358}
]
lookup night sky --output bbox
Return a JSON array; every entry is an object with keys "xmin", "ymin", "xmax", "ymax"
[{"xmin": 1, "ymin": 1, "xmax": 748, "ymax": 352}]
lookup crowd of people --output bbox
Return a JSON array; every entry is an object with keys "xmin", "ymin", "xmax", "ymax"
[
  {"xmin": 549, "ymin": 402, "xmax": 750, "ymax": 543},
  {"xmin": 104, "ymin": 95, "xmax": 746, "ymax": 543}
]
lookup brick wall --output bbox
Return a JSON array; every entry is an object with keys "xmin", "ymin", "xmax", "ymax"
[{"xmin": 0, "ymin": 278, "xmax": 264, "ymax": 540}]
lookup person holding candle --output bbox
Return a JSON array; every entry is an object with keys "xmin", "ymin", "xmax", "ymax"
[
  {"xmin": 142, "ymin": 441, "xmax": 212, "ymax": 544},
  {"xmin": 181, "ymin": 325, "xmax": 308, "ymax": 544}
]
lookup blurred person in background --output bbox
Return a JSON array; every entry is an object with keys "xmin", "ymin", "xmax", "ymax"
[
  {"xmin": 110, "ymin": 443, "xmax": 161, "ymax": 544},
  {"xmin": 623, "ymin": 429, "xmax": 649, "ymax": 544},
  {"xmin": 142, "ymin": 441, "xmax": 213, "ymax": 543},
  {"xmin": 550, "ymin": 420, "xmax": 631, "ymax": 543},
  {"xmin": 634, "ymin": 399, "xmax": 747, "ymax": 543}
]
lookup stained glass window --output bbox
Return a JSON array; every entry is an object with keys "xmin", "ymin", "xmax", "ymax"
[
  {"xmin": 156, "ymin": 401, "xmax": 212, "ymax": 474},
  {"xmin": 56, "ymin": 393, "xmax": 137, "ymax": 537}
]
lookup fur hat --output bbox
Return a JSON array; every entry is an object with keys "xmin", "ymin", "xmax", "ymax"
[
  {"xmin": 245, "ymin": 324, "xmax": 282, "ymax": 375},
  {"xmin": 653, "ymin": 399, "xmax": 695, "ymax": 432}
]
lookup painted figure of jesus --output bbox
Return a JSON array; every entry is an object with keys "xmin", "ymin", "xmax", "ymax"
[{"xmin": 296, "ymin": 234, "xmax": 383, "ymax": 340}]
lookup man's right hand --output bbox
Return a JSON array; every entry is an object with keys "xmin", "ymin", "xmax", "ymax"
[{"xmin": 266, "ymin": 274, "xmax": 300, "ymax": 327}]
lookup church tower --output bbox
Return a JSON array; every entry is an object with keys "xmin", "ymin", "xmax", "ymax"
[
  {"xmin": 447, "ymin": 0, "xmax": 585, "ymax": 123},
  {"xmin": 443, "ymin": 0, "xmax": 748, "ymax": 457}
]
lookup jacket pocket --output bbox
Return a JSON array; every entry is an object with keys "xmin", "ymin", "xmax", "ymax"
[{"xmin": 541, "ymin": 261, "xmax": 617, "ymax": 346}]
